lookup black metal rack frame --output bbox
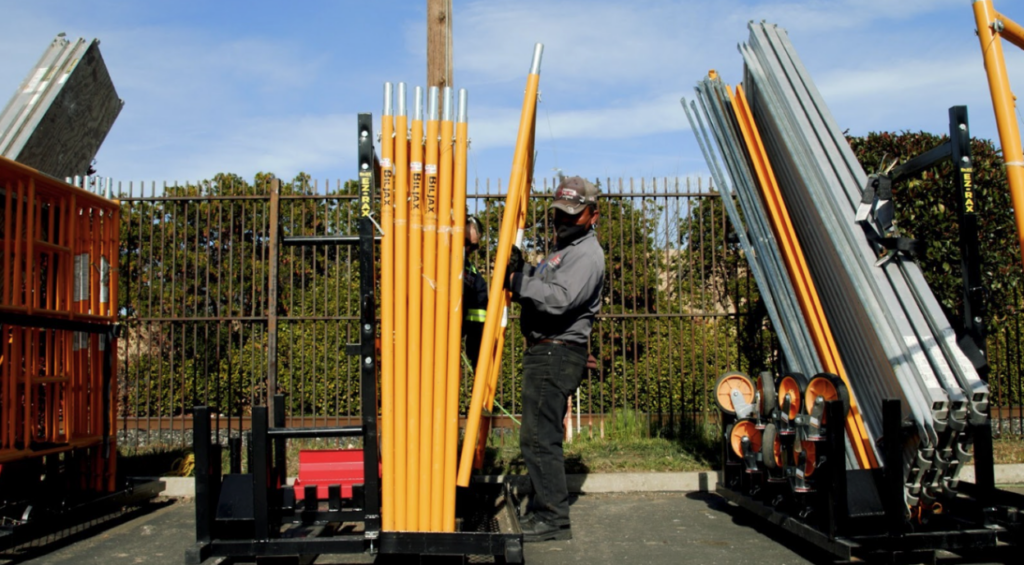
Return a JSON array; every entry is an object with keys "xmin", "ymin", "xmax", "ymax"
[
  {"xmin": 719, "ymin": 400, "xmax": 1022, "ymax": 563},
  {"xmin": 187, "ymin": 113, "xmax": 522, "ymax": 565},
  {"xmin": 716, "ymin": 106, "xmax": 1022, "ymax": 563}
]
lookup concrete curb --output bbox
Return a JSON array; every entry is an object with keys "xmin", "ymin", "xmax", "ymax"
[{"xmin": 149, "ymin": 463, "xmax": 1024, "ymax": 498}]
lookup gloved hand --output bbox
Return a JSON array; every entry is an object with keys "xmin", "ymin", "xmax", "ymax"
[{"xmin": 504, "ymin": 246, "xmax": 524, "ymax": 289}]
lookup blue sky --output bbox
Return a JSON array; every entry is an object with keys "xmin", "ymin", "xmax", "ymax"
[{"xmin": 2, "ymin": 0, "xmax": 1021, "ymax": 189}]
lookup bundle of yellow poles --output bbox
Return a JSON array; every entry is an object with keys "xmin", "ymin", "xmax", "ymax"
[
  {"xmin": 458, "ymin": 44, "xmax": 544, "ymax": 486},
  {"xmin": 379, "ymin": 83, "xmax": 470, "ymax": 532}
]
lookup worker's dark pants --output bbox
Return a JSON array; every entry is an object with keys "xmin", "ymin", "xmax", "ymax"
[{"xmin": 520, "ymin": 341, "xmax": 588, "ymax": 527}]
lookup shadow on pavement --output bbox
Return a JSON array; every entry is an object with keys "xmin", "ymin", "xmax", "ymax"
[
  {"xmin": 686, "ymin": 491, "xmax": 846, "ymax": 565},
  {"xmin": 0, "ymin": 499, "xmax": 175, "ymax": 564}
]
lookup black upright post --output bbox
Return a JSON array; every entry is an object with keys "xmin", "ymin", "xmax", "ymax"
[
  {"xmin": 949, "ymin": 106, "xmax": 989, "ymax": 376},
  {"xmin": 101, "ymin": 331, "xmax": 114, "ymax": 488},
  {"xmin": 267, "ymin": 179, "xmax": 280, "ymax": 420},
  {"xmin": 274, "ymin": 394, "xmax": 287, "ymax": 489},
  {"xmin": 883, "ymin": 399, "xmax": 905, "ymax": 535},
  {"xmin": 194, "ymin": 406, "xmax": 212, "ymax": 544},
  {"xmin": 357, "ymin": 113, "xmax": 382, "ymax": 538},
  {"xmin": 949, "ymin": 106, "xmax": 995, "ymax": 493},
  {"xmin": 825, "ymin": 400, "xmax": 848, "ymax": 539},
  {"xmin": 252, "ymin": 406, "xmax": 270, "ymax": 540}
]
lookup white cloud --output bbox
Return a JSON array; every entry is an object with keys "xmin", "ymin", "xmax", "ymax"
[
  {"xmin": 1, "ymin": 0, "xmax": 1017, "ymax": 183},
  {"xmin": 456, "ymin": 0, "xmax": 723, "ymax": 91},
  {"xmin": 750, "ymin": 0, "xmax": 963, "ymax": 33},
  {"xmin": 466, "ymin": 92, "xmax": 690, "ymax": 153}
]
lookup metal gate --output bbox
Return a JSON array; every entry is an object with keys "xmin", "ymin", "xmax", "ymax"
[{"xmin": 113, "ymin": 174, "xmax": 1021, "ymax": 448}]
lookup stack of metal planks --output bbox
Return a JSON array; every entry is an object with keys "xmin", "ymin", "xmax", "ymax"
[
  {"xmin": 0, "ymin": 35, "xmax": 122, "ymax": 180},
  {"xmin": 684, "ymin": 22, "xmax": 988, "ymax": 509}
]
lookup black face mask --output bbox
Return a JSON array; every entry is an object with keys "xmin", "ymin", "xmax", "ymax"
[
  {"xmin": 556, "ymin": 223, "xmax": 588, "ymax": 244},
  {"xmin": 465, "ymin": 241, "xmax": 479, "ymax": 255}
]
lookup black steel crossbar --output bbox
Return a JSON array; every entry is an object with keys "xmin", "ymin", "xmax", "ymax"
[
  {"xmin": 188, "ymin": 536, "xmax": 366, "ymax": 563},
  {"xmin": 1, "ymin": 312, "xmax": 118, "ymax": 335},
  {"xmin": 267, "ymin": 426, "xmax": 363, "ymax": 439}
]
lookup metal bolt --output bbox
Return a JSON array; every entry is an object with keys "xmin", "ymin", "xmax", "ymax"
[
  {"xmin": 364, "ymin": 357, "xmax": 373, "ymax": 366},
  {"xmin": 962, "ymin": 156, "xmax": 970, "ymax": 164},
  {"xmin": 974, "ymin": 316, "xmax": 983, "ymax": 324},
  {"xmin": 363, "ymin": 324, "xmax": 371, "ymax": 332},
  {"xmin": 361, "ymin": 163, "xmax": 369, "ymax": 170},
  {"xmin": 959, "ymin": 124, "xmax": 967, "ymax": 132}
]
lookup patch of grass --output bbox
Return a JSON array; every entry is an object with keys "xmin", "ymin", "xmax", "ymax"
[
  {"xmin": 478, "ymin": 410, "xmax": 719, "ymax": 475},
  {"xmin": 994, "ymin": 436, "xmax": 1024, "ymax": 464}
]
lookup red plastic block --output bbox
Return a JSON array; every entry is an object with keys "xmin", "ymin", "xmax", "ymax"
[{"xmin": 293, "ymin": 449, "xmax": 364, "ymax": 501}]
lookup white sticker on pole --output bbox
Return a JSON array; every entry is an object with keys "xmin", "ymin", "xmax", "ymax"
[
  {"xmin": 73, "ymin": 332, "xmax": 88, "ymax": 351},
  {"xmin": 74, "ymin": 253, "xmax": 90, "ymax": 302},
  {"xmin": 100, "ymin": 256, "xmax": 110, "ymax": 304},
  {"xmin": 410, "ymin": 162, "xmax": 423, "ymax": 173},
  {"xmin": 515, "ymin": 229, "xmax": 525, "ymax": 247},
  {"xmin": 500, "ymin": 306, "xmax": 509, "ymax": 328},
  {"xmin": 425, "ymin": 164, "xmax": 437, "ymax": 174}
]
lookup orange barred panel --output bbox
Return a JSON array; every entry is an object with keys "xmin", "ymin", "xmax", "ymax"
[
  {"xmin": 0, "ymin": 155, "xmax": 119, "ymax": 493},
  {"xmin": 1, "ymin": 155, "xmax": 120, "ymax": 321}
]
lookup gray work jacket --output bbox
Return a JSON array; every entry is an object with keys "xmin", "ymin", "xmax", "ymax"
[{"xmin": 511, "ymin": 229, "xmax": 605, "ymax": 345}]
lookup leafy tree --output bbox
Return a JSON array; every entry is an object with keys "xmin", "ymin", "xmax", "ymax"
[{"xmin": 118, "ymin": 173, "xmax": 364, "ymax": 418}]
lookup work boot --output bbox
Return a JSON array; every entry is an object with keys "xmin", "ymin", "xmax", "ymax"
[{"xmin": 520, "ymin": 516, "xmax": 572, "ymax": 542}]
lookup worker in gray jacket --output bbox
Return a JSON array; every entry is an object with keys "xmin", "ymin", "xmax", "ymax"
[{"xmin": 504, "ymin": 176, "xmax": 604, "ymax": 542}]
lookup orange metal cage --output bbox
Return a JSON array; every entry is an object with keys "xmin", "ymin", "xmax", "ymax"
[
  {"xmin": 1, "ymin": 155, "xmax": 120, "ymax": 322},
  {"xmin": 0, "ymin": 155, "xmax": 119, "ymax": 491}
]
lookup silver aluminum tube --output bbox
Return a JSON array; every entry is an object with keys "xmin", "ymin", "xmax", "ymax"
[
  {"xmin": 442, "ymin": 87, "xmax": 453, "ymax": 123},
  {"xmin": 740, "ymin": 37, "xmax": 901, "ymax": 473},
  {"xmin": 749, "ymin": 26, "xmax": 963, "ymax": 498},
  {"xmin": 694, "ymin": 79, "xmax": 820, "ymax": 374},
  {"xmin": 457, "ymin": 89, "xmax": 468, "ymax": 124},
  {"xmin": 768, "ymin": 25, "xmax": 985, "ymax": 417},
  {"xmin": 740, "ymin": 22, "xmax": 993, "ymax": 499},
  {"xmin": 687, "ymin": 81, "xmax": 857, "ymax": 468},
  {"xmin": 759, "ymin": 24, "xmax": 955, "ymax": 419},
  {"xmin": 683, "ymin": 93, "xmax": 801, "ymax": 374},
  {"xmin": 428, "ymin": 86, "xmax": 439, "ymax": 122},
  {"xmin": 530, "ymin": 43, "xmax": 544, "ymax": 75},
  {"xmin": 383, "ymin": 82, "xmax": 393, "ymax": 117},
  {"xmin": 744, "ymin": 25, "xmax": 939, "ymax": 446},
  {"xmin": 397, "ymin": 83, "xmax": 407, "ymax": 118},
  {"xmin": 414, "ymin": 86, "xmax": 424, "ymax": 122}
]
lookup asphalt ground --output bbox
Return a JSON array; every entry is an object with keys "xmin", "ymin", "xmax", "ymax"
[{"xmin": 3, "ymin": 488, "xmax": 1020, "ymax": 565}]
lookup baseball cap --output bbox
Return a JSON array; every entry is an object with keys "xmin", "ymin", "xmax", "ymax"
[{"xmin": 551, "ymin": 176, "xmax": 599, "ymax": 215}]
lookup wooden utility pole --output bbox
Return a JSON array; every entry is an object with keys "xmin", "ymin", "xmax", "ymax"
[{"xmin": 427, "ymin": 0, "xmax": 453, "ymax": 89}]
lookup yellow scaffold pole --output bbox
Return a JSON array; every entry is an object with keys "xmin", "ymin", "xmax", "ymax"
[
  {"xmin": 443, "ymin": 89, "xmax": 469, "ymax": 528},
  {"xmin": 380, "ymin": 82, "xmax": 396, "ymax": 529},
  {"xmin": 474, "ymin": 106, "xmax": 535, "ymax": 470},
  {"xmin": 407, "ymin": 86, "xmax": 425, "ymax": 529},
  {"xmin": 457, "ymin": 44, "xmax": 543, "ymax": 487},
  {"xmin": 974, "ymin": 0, "xmax": 1024, "ymax": 270},
  {"xmin": 418, "ymin": 87, "xmax": 441, "ymax": 530},
  {"xmin": 430, "ymin": 86, "xmax": 455, "ymax": 531},
  {"xmin": 392, "ymin": 83, "xmax": 410, "ymax": 531}
]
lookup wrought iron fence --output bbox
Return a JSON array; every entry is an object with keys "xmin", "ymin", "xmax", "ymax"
[{"xmin": 113, "ymin": 174, "xmax": 1023, "ymax": 449}]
